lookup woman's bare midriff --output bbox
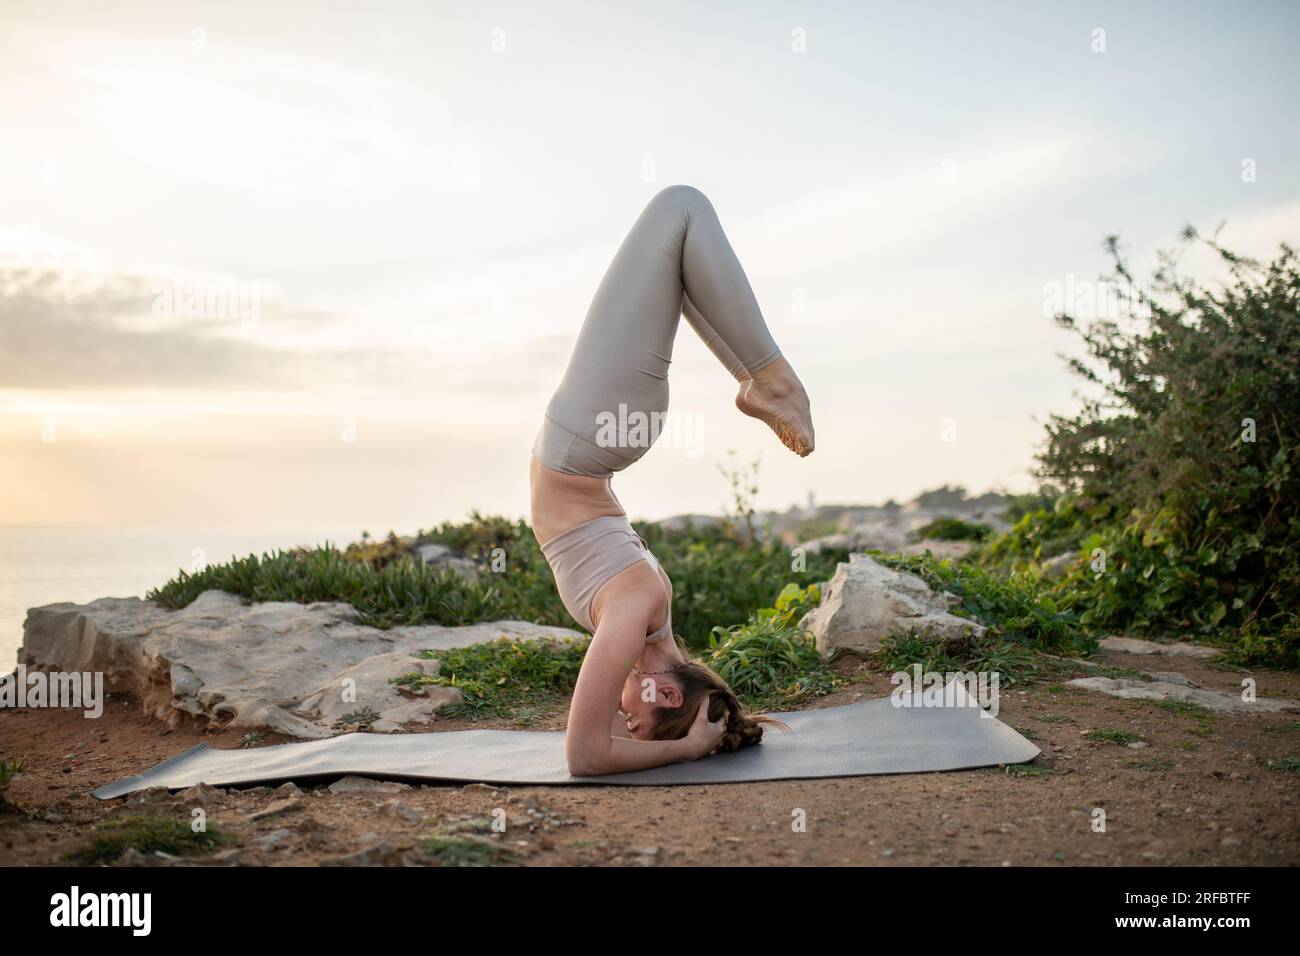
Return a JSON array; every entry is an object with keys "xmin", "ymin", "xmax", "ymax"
[
  {"xmin": 529, "ymin": 454, "xmax": 626, "ymax": 546},
  {"xmin": 529, "ymin": 454, "xmax": 674, "ymax": 639}
]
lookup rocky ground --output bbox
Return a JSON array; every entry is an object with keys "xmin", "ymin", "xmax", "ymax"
[{"xmin": 2, "ymin": 643, "xmax": 1297, "ymax": 867}]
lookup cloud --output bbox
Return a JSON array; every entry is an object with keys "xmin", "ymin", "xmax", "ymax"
[{"xmin": 0, "ymin": 265, "xmax": 575, "ymax": 401}]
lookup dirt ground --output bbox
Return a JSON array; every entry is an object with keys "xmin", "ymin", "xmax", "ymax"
[{"xmin": 1, "ymin": 645, "xmax": 1297, "ymax": 867}]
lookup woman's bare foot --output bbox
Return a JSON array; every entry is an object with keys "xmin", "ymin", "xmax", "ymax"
[{"xmin": 734, "ymin": 357, "xmax": 815, "ymax": 456}]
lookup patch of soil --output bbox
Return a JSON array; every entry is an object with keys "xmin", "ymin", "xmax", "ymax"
[{"xmin": 1, "ymin": 648, "xmax": 1297, "ymax": 867}]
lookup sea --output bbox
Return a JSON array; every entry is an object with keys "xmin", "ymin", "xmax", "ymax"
[{"xmin": 0, "ymin": 526, "xmax": 358, "ymax": 669}]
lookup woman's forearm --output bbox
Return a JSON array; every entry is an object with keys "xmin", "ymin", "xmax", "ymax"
[{"xmin": 569, "ymin": 735, "xmax": 695, "ymax": 776}]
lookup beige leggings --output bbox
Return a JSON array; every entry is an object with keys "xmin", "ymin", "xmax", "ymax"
[{"xmin": 532, "ymin": 185, "xmax": 782, "ymax": 477}]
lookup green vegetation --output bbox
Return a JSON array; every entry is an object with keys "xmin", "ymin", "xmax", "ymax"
[
  {"xmin": 398, "ymin": 636, "xmax": 588, "ymax": 721},
  {"xmin": 1126, "ymin": 758, "xmax": 1175, "ymax": 771},
  {"xmin": 877, "ymin": 553, "xmax": 1092, "ymax": 656},
  {"xmin": 997, "ymin": 763, "xmax": 1053, "ymax": 778},
  {"xmin": 339, "ymin": 706, "xmax": 380, "ymax": 728},
  {"xmin": 1085, "ymin": 729, "xmax": 1144, "ymax": 746},
  {"xmin": 67, "ymin": 812, "xmax": 225, "ymax": 864},
  {"xmin": 420, "ymin": 832, "xmax": 506, "ymax": 866},
  {"xmin": 912, "ymin": 517, "xmax": 992, "ymax": 542},
  {"xmin": 703, "ymin": 583, "xmax": 845, "ymax": 710},
  {"xmin": 1262, "ymin": 756, "xmax": 1300, "ymax": 774},
  {"xmin": 1153, "ymin": 698, "xmax": 1214, "ymax": 720},
  {"xmin": 983, "ymin": 232, "xmax": 1299, "ymax": 665},
  {"xmin": 0, "ymin": 756, "xmax": 24, "ymax": 808},
  {"xmin": 876, "ymin": 627, "xmax": 1042, "ymax": 685}
]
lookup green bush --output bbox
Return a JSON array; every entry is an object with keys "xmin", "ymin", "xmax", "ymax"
[
  {"xmin": 912, "ymin": 517, "xmax": 992, "ymax": 542},
  {"xmin": 980, "ymin": 494, "xmax": 1092, "ymax": 569},
  {"xmin": 984, "ymin": 230, "xmax": 1298, "ymax": 665},
  {"xmin": 704, "ymin": 583, "xmax": 845, "ymax": 710},
  {"xmin": 878, "ymin": 552, "xmax": 1093, "ymax": 656}
]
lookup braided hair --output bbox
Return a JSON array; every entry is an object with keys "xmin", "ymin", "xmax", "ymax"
[{"xmin": 646, "ymin": 649, "xmax": 790, "ymax": 752}]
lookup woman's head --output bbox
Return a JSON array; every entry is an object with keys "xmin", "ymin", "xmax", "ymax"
[{"xmin": 619, "ymin": 648, "xmax": 788, "ymax": 752}]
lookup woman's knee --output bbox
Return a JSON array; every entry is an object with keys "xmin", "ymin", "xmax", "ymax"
[{"xmin": 649, "ymin": 183, "xmax": 711, "ymax": 215}]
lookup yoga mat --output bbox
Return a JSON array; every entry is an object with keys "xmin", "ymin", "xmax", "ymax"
[{"xmin": 93, "ymin": 683, "xmax": 1038, "ymax": 798}]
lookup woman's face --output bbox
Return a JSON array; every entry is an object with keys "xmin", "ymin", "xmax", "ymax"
[{"xmin": 619, "ymin": 669, "xmax": 682, "ymax": 739}]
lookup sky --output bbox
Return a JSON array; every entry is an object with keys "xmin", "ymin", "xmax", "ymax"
[{"xmin": 1, "ymin": 0, "xmax": 1298, "ymax": 534}]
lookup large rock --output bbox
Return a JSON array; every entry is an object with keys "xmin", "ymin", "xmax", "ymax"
[
  {"xmin": 799, "ymin": 553, "xmax": 986, "ymax": 656},
  {"xmin": 20, "ymin": 589, "xmax": 583, "ymax": 739}
]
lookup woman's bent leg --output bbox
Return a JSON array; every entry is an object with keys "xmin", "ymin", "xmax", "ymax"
[
  {"xmin": 536, "ymin": 185, "xmax": 786, "ymax": 475},
  {"xmin": 533, "ymin": 183, "xmax": 806, "ymax": 476}
]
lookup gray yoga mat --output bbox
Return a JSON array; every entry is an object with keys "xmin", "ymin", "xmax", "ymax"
[{"xmin": 93, "ymin": 683, "xmax": 1038, "ymax": 798}]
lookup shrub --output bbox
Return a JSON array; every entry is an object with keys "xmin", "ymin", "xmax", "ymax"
[
  {"xmin": 912, "ymin": 517, "xmax": 992, "ymax": 542},
  {"xmin": 1035, "ymin": 229, "xmax": 1299, "ymax": 643},
  {"xmin": 878, "ymin": 552, "xmax": 1093, "ymax": 656},
  {"xmin": 704, "ymin": 583, "xmax": 845, "ymax": 710}
]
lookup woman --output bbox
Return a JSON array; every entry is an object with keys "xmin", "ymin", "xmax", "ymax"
[{"xmin": 530, "ymin": 185, "xmax": 815, "ymax": 777}]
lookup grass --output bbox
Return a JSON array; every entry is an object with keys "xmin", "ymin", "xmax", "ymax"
[
  {"xmin": 339, "ymin": 706, "xmax": 380, "ymax": 729},
  {"xmin": 420, "ymin": 816, "xmax": 511, "ymax": 866},
  {"xmin": 1066, "ymin": 661, "xmax": 1150, "ymax": 681},
  {"xmin": 0, "ymin": 757, "xmax": 25, "ymax": 809},
  {"xmin": 703, "ymin": 583, "xmax": 845, "ymax": 710},
  {"xmin": 1085, "ymin": 729, "xmax": 1144, "ymax": 746},
  {"xmin": 420, "ymin": 834, "xmax": 506, "ymax": 867},
  {"xmin": 398, "ymin": 636, "xmax": 589, "ymax": 721},
  {"xmin": 875, "ymin": 628, "xmax": 1042, "ymax": 686},
  {"xmin": 998, "ymin": 763, "xmax": 1053, "ymax": 778},
  {"xmin": 1262, "ymin": 756, "xmax": 1300, "ymax": 774},
  {"xmin": 67, "ymin": 812, "xmax": 225, "ymax": 864},
  {"xmin": 1125, "ymin": 758, "xmax": 1176, "ymax": 771},
  {"xmin": 1153, "ymin": 699, "xmax": 1215, "ymax": 720}
]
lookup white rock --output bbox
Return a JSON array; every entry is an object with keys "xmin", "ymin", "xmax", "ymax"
[
  {"xmin": 413, "ymin": 544, "xmax": 479, "ymax": 580},
  {"xmin": 327, "ymin": 775, "xmax": 411, "ymax": 795},
  {"xmin": 1099, "ymin": 636, "xmax": 1221, "ymax": 658},
  {"xmin": 1066, "ymin": 677, "xmax": 1299, "ymax": 714},
  {"xmin": 21, "ymin": 589, "xmax": 584, "ymax": 739},
  {"xmin": 798, "ymin": 553, "xmax": 986, "ymax": 656},
  {"xmin": 1041, "ymin": 552, "xmax": 1078, "ymax": 580}
]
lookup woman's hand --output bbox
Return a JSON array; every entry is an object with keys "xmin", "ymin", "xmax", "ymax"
[{"xmin": 683, "ymin": 696, "xmax": 726, "ymax": 760}]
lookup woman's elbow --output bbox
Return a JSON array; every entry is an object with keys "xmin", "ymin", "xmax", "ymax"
[
  {"xmin": 566, "ymin": 754, "xmax": 604, "ymax": 777},
  {"xmin": 565, "ymin": 741, "xmax": 606, "ymax": 778}
]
